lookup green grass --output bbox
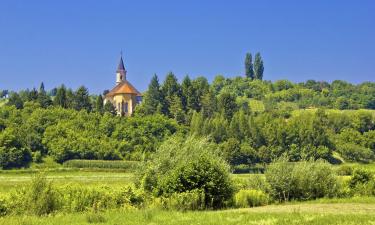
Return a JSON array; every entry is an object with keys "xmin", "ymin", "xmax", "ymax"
[
  {"xmin": 1, "ymin": 204, "xmax": 375, "ymax": 225},
  {"xmin": 63, "ymin": 159, "xmax": 139, "ymax": 170},
  {"xmin": 0, "ymin": 170, "xmax": 134, "ymax": 193}
]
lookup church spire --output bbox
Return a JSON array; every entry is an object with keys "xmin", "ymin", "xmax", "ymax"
[{"xmin": 116, "ymin": 52, "xmax": 127, "ymax": 84}]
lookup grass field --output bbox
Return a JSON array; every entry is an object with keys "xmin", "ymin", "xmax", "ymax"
[
  {"xmin": 1, "ymin": 202, "xmax": 375, "ymax": 225},
  {"xmin": 1, "ymin": 162, "xmax": 375, "ymax": 224},
  {"xmin": 0, "ymin": 169, "xmax": 135, "ymax": 193}
]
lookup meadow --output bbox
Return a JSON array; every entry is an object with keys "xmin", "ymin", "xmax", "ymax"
[
  {"xmin": 1, "ymin": 202, "xmax": 375, "ymax": 225},
  {"xmin": 1, "ymin": 161, "xmax": 375, "ymax": 224}
]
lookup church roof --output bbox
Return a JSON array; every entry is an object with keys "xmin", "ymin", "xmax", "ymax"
[
  {"xmin": 117, "ymin": 55, "xmax": 126, "ymax": 72},
  {"xmin": 105, "ymin": 80, "xmax": 142, "ymax": 97}
]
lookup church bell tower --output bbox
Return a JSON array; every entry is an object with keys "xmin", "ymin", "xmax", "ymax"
[{"xmin": 116, "ymin": 53, "xmax": 127, "ymax": 84}]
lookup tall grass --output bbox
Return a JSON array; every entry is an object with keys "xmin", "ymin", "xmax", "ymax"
[{"xmin": 63, "ymin": 160, "xmax": 139, "ymax": 170}]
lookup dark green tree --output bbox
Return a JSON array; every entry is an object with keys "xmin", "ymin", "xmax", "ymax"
[
  {"xmin": 245, "ymin": 53, "xmax": 254, "ymax": 79},
  {"xmin": 218, "ymin": 92, "xmax": 238, "ymax": 120},
  {"xmin": 37, "ymin": 82, "xmax": 52, "ymax": 108},
  {"xmin": 254, "ymin": 52, "xmax": 264, "ymax": 80},
  {"xmin": 95, "ymin": 95, "xmax": 104, "ymax": 114},
  {"xmin": 74, "ymin": 86, "xmax": 92, "ymax": 112},
  {"xmin": 181, "ymin": 75, "xmax": 192, "ymax": 111},
  {"xmin": 142, "ymin": 74, "xmax": 163, "ymax": 115},
  {"xmin": 104, "ymin": 101, "xmax": 117, "ymax": 115},
  {"xmin": 53, "ymin": 85, "xmax": 67, "ymax": 108},
  {"xmin": 201, "ymin": 90, "xmax": 217, "ymax": 118},
  {"xmin": 162, "ymin": 72, "xmax": 181, "ymax": 115},
  {"xmin": 7, "ymin": 92, "xmax": 24, "ymax": 109},
  {"xmin": 28, "ymin": 88, "xmax": 39, "ymax": 101}
]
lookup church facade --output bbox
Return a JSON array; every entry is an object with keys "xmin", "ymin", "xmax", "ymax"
[{"xmin": 104, "ymin": 55, "xmax": 142, "ymax": 116}]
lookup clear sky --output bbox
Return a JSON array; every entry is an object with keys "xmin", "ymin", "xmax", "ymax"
[{"xmin": 0, "ymin": 0, "xmax": 374, "ymax": 94}]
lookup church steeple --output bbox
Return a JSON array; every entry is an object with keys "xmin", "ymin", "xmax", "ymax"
[{"xmin": 116, "ymin": 52, "xmax": 127, "ymax": 84}]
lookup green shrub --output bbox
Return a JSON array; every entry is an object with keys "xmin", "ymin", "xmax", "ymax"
[
  {"xmin": 336, "ymin": 143, "xmax": 374, "ymax": 163},
  {"xmin": 265, "ymin": 159, "xmax": 338, "ymax": 202},
  {"xmin": 234, "ymin": 189, "xmax": 269, "ymax": 208},
  {"xmin": 140, "ymin": 136, "xmax": 234, "ymax": 209},
  {"xmin": 26, "ymin": 173, "xmax": 60, "ymax": 216},
  {"xmin": 349, "ymin": 169, "xmax": 373, "ymax": 188}
]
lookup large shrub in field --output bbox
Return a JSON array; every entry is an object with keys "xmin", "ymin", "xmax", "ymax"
[
  {"xmin": 265, "ymin": 158, "xmax": 338, "ymax": 201},
  {"xmin": 0, "ymin": 128, "xmax": 32, "ymax": 169},
  {"xmin": 140, "ymin": 136, "xmax": 234, "ymax": 209}
]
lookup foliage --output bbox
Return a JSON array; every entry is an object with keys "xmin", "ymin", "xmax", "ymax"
[
  {"xmin": 265, "ymin": 159, "xmax": 338, "ymax": 201},
  {"xmin": 140, "ymin": 136, "xmax": 234, "ymax": 209}
]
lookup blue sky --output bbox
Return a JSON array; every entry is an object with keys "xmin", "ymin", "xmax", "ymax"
[{"xmin": 0, "ymin": 0, "xmax": 374, "ymax": 93}]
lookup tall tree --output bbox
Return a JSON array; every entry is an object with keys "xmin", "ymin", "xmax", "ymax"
[
  {"xmin": 7, "ymin": 92, "xmax": 24, "ymax": 109},
  {"xmin": 254, "ymin": 52, "xmax": 264, "ymax": 80},
  {"xmin": 95, "ymin": 95, "xmax": 104, "ymax": 113},
  {"xmin": 142, "ymin": 74, "xmax": 163, "ymax": 115},
  {"xmin": 201, "ymin": 90, "xmax": 217, "ymax": 118},
  {"xmin": 162, "ymin": 72, "xmax": 181, "ymax": 116},
  {"xmin": 39, "ymin": 82, "xmax": 45, "ymax": 94},
  {"xmin": 245, "ymin": 53, "xmax": 254, "ymax": 79},
  {"xmin": 181, "ymin": 75, "xmax": 192, "ymax": 111},
  {"xmin": 28, "ymin": 88, "xmax": 39, "ymax": 101},
  {"xmin": 218, "ymin": 92, "xmax": 237, "ymax": 121},
  {"xmin": 54, "ymin": 85, "xmax": 67, "ymax": 108},
  {"xmin": 74, "ymin": 86, "xmax": 92, "ymax": 112},
  {"xmin": 65, "ymin": 88, "xmax": 75, "ymax": 109},
  {"xmin": 191, "ymin": 77, "xmax": 209, "ymax": 111},
  {"xmin": 37, "ymin": 82, "xmax": 52, "ymax": 108}
]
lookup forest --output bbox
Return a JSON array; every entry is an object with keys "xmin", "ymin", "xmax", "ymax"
[{"xmin": 0, "ymin": 72, "xmax": 374, "ymax": 169}]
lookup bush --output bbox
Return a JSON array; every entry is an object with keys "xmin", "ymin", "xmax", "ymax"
[
  {"xmin": 349, "ymin": 169, "xmax": 373, "ymax": 188},
  {"xmin": 265, "ymin": 158, "xmax": 338, "ymax": 202},
  {"xmin": 234, "ymin": 189, "xmax": 269, "ymax": 208},
  {"xmin": 0, "ymin": 128, "xmax": 32, "ymax": 169},
  {"xmin": 26, "ymin": 173, "xmax": 60, "ymax": 216},
  {"xmin": 140, "ymin": 136, "xmax": 234, "ymax": 209},
  {"xmin": 336, "ymin": 143, "xmax": 374, "ymax": 163}
]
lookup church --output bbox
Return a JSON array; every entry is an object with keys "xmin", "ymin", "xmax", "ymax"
[{"xmin": 104, "ymin": 55, "xmax": 142, "ymax": 116}]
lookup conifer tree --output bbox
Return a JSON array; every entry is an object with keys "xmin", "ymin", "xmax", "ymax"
[
  {"xmin": 54, "ymin": 85, "xmax": 67, "ymax": 108},
  {"xmin": 181, "ymin": 75, "xmax": 192, "ymax": 111},
  {"xmin": 162, "ymin": 72, "xmax": 181, "ymax": 116},
  {"xmin": 28, "ymin": 88, "xmax": 39, "ymax": 101},
  {"xmin": 74, "ymin": 86, "xmax": 92, "ymax": 112},
  {"xmin": 254, "ymin": 52, "xmax": 264, "ymax": 80},
  {"xmin": 37, "ymin": 82, "xmax": 52, "ymax": 108},
  {"xmin": 95, "ymin": 95, "xmax": 104, "ymax": 113},
  {"xmin": 201, "ymin": 90, "xmax": 217, "ymax": 118},
  {"xmin": 245, "ymin": 53, "xmax": 254, "ymax": 79},
  {"xmin": 142, "ymin": 74, "xmax": 163, "ymax": 115}
]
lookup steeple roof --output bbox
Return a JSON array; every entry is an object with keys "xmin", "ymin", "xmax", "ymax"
[{"xmin": 117, "ymin": 54, "xmax": 126, "ymax": 72}]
